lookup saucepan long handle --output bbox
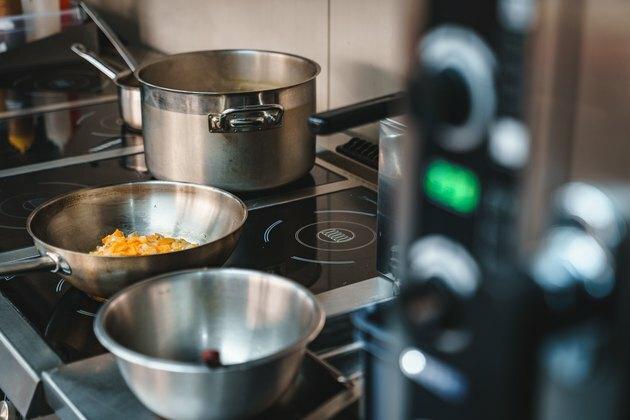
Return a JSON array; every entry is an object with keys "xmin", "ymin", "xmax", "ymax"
[
  {"xmin": 79, "ymin": 1, "xmax": 139, "ymax": 72},
  {"xmin": 71, "ymin": 43, "xmax": 119, "ymax": 81},
  {"xmin": 308, "ymin": 91, "xmax": 407, "ymax": 135},
  {"xmin": 0, "ymin": 254, "xmax": 58, "ymax": 276}
]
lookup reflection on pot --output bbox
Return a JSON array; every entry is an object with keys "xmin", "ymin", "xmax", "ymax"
[
  {"xmin": 8, "ymin": 116, "xmax": 35, "ymax": 154},
  {"xmin": 120, "ymin": 128, "xmax": 147, "ymax": 172}
]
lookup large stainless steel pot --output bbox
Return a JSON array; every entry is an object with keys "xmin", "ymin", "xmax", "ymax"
[
  {"xmin": 94, "ymin": 268, "xmax": 325, "ymax": 420},
  {"xmin": 0, "ymin": 181, "xmax": 247, "ymax": 298},
  {"xmin": 137, "ymin": 49, "xmax": 320, "ymax": 191}
]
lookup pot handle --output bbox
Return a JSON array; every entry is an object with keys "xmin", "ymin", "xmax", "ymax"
[
  {"xmin": 208, "ymin": 104, "xmax": 284, "ymax": 133},
  {"xmin": 0, "ymin": 253, "xmax": 61, "ymax": 277}
]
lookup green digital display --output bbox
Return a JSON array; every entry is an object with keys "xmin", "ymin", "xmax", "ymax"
[{"xmin": 424, "ymin": 159, "xmax": 481, "ymax": 215}]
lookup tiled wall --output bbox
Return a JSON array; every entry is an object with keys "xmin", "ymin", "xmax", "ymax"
[
  {"xmin": 143, "ymin": 0, "xmax": 330, "ymax": 113},
  {"xmin": 328, "ymin": 0, "xmax": 411, "ymax": 108},
  {"xmin": 90, "ymin": 0, "xmax": 414, "ymax": 139}
]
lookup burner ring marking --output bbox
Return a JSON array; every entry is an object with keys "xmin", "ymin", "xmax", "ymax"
[
  {"xmin": 295, "ymin": 220, "xmax": 376, "ymax": 252},
  {"xmin": 263, "ymin": 220, "xmax": 283, "ymax": 243},
  {"xmin": 317, "ymin": 228, "xmax": 355, "ymax": 243}
]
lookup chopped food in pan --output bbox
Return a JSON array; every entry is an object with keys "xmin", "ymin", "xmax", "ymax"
[{"xmin": 91, "ymin": 229, "xmax": 197, "ymax": 256}]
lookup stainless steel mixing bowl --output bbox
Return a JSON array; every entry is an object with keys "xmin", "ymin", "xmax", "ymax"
[{"xmin": 94, "ymin": 268, "xmax": 325, "ymax": 419}]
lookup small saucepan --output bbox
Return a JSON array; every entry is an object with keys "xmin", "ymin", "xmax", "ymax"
[
  {"xmin": 71, "ymin": 43, "xmax": 142, "ymax": 131},
  {"xmin": 0, "ymin": 181, "xmax": 247, "ymax": 299}
]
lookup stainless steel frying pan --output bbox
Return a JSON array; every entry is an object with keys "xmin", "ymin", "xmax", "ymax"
[{"xmin": 0, "ymin": 182, "xmax": 247, "ymax": 298}]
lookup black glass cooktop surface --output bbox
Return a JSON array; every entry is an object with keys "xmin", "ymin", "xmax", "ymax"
[
  {"xmin": 227, "ymin": 187, "xmax": 378, "ymax": 294},
  {"xmin": 0, "ymin": 101, "xmax": 141, "ymax": 171}
]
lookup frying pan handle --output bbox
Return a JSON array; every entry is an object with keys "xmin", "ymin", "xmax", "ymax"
[
  {"xmin": 0, "ymin": 253, "xmax": 60, "ymax": 277},
  {"xmin": 308, "ymin": 92, "xmax": 407, "ymax": 135}
]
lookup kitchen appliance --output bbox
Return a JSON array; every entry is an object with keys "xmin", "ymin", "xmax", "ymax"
[
  {"xmin": 95, "ymin": 268, "xmax": 325, "ymax": 419},
  {"xmin": 137, "ymin": 49, "xmax": 320, "ymax": 191},
  {"xmin": 378, "ymin": 0, "xmax": 538, "ymax": 419},
  {"xmin": 71, "ymin": 43, "xmax": 142, "ymax": 130},
  {"xmin": 0, "ymin": 98, "xmax": 388, "ymax": 417},
  {"xmin": 0, "ymin": 181, "xmax": 247, "ymax": 298}
]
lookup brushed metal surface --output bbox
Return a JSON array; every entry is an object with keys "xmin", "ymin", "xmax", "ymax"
[
  {"xmin": 42, "ymin": 354, "xmax": 152, "ymax": 420},
  {"xmin": 42, "ymin": 351, "xmax": 358, "ymax": 420},
  {"xmin": 0, "ymin": 294, "xmax": 61, "ymax": 417},
  {"xmin": 317, "ymin": 276, "xmax": 396, "ymax": 318},
  {"xmin": 94, "ymin": 268, "xmax": 325, "ymax": 420},
  {"xmin": 0, "ymin": 181, "xmax": 247, "ymax": 298},
  {"xmin": 138, "ymin": 50, "xmax": 320, "ymax": 191}
]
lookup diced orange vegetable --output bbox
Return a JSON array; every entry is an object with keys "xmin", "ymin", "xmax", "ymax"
[{"xmin": 90, "ymin": 229, "xmax": 197, "ymax": 257}]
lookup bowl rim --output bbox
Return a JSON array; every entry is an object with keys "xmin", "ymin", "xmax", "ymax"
[
  {"xmin": 93, "ymin": 268, "xmax": 326, "ymax": 373},
  {"xmin": 26, "ymin": 180, "xmax": 248, "ymax": 261}
]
